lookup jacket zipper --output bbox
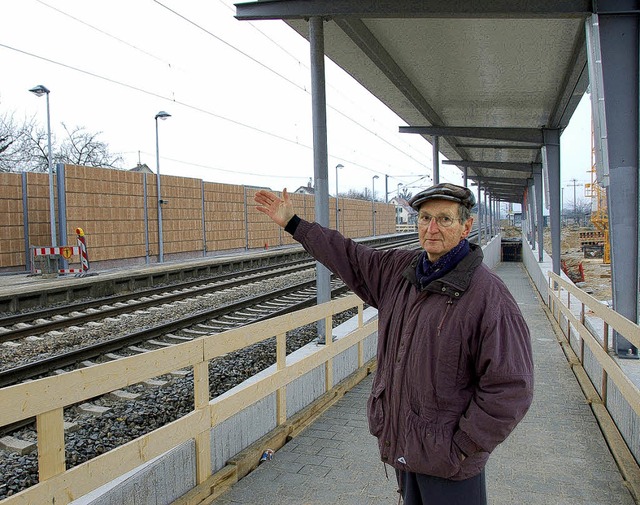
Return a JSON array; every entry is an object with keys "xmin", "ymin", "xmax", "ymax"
[{"xmin": 436, "ymin": 298, "xmax": 454, "ymax": 335}]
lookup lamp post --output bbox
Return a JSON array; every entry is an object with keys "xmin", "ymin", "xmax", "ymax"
[
  {"xmin": 29, "ymin": 84, "xmax": 56, "ymax": 247},
  {"xmin": 335, "ymin": 164, "xmax": 343, "ymax": 231},
  {"xmin": 155, "ymin": 111, "xmax": 171, "ymax": 263},
  {"xmin": 396, "ymin": 183, "xmax": 403, "ymax": 224},
  {"xmin": 372, "ymin": 175, "xmax": 379, "ymax": 236}
]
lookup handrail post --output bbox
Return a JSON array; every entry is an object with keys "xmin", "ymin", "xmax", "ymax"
[
  {"xmin": 193, "ymin": 360, "xmax": 211, "ymax": 484},
  {"xmin": 37, "ymin": 407, "xmax": 65, "ymax": 481},
  {"xmin": 325, "ymin": 314, "xmax": 334, "ymax": 391},
  {"xmin": 276, "ymin": 332, "xmax": 287, "ymax": 424}
]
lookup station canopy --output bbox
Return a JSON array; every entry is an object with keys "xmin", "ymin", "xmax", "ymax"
[{"xmin": 236, "ymin": 0, "xmax": 591, "ymax": 203}]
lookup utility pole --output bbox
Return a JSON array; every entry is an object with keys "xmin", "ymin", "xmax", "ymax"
[{"xmin": 566, "ymin": 179, "xmax": 583, "ymax": 224}]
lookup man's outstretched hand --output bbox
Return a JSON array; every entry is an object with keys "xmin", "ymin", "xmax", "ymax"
[{"xmin": 254, "ymin": 188, "xmax": 295, "ymax": 228}]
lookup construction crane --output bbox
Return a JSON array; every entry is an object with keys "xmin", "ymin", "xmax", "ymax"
[{"xmin": 584, "ymin": 122, "xmax": 610, "ymax": 264}]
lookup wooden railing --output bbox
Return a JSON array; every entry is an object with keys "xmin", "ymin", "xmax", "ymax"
[
  {"xmin": 395, "ymin": 224, "xmax": 416, "ymax": 233},
  {"xmin": 0, "ymin": 294, "xmax": 376, "ymax": 505},
  {"xmin": 547, "ymin": 271, "xmax": 640, "ymax": 498}
]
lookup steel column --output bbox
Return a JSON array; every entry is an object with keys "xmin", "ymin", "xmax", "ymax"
[
  {"xmin": 143, "ymin": 175, "xmax": 150, "ymax": 264},
  {"xmin": 543, "ymin": 129, "xmax": 561, "ymax": 276},
  {"xmin": 476, "ymin": 185, "xmax": 482, "ymax": 244},
  {"xmin": 309, "ymin": 17, "xmax": 331, "ymax": 340},
  {"xmin": 596, "ymin": 9, "xmax": 639, "ymax": 357},
  {"xmin": 528, "ymin": 179, "xmax": 535, "ymax": 248},
  {"xmin": 22, "ymin": 172, "xmax": 30, "ymax": 273},
  {"xmin": 432, "ymin": 136, "xmax": 440, "ymax": 184},
  {"xmin": 57, "ymin": 164, "xmax": 68, "ymax": 271},
  {"xmin": 534, "ymin": 170, "xmax": 544, "ymax": 262}
]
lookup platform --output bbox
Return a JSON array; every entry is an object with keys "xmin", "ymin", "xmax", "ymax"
[{"xmin": 208, "ymin": 263, "xmax": 636, "ymax": 505}]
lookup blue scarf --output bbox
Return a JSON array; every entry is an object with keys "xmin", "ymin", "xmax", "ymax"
[{"xmin": 416, "ymin": 239, "xmax": 470, "ymax": 289}]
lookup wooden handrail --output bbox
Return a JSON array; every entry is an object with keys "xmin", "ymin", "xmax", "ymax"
[
  {"xmin": 0, "ymin": 294, "xmax": 373, "ymax": 505},
  {"xmin": 547, "ymin": 271, "xmax": 640, "ymax": 416}
]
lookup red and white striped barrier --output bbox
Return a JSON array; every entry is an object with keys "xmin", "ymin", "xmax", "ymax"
[
  {"xmin": 31, "ymin": 228, "xmax": 91, "ymax": 276},
  {"xmin": 75, "ymin": 227, "xmax": 90, "ymax": 272}
]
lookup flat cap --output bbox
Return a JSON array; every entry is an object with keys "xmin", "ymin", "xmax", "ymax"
[{"xmin": 409, "ymin": 183, "xmax": 476, "ymax": 210}]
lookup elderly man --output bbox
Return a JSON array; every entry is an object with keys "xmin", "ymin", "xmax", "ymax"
[{"xmin": 254, "ymin": 183, "xmax": 533, "ymax": 505}]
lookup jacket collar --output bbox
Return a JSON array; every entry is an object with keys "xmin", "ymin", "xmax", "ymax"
[{"xmin": 403, "ymin": 243, "xmax": 484, "ymax": 296}]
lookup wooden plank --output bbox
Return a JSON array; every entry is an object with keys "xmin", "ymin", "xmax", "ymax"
[
  {"xmin": 202, "ymin": 295, "xmax": 363, "ymax": 360},
  {"xmin": 549, "ymin": 272, "xmax": 640, "ymax": 348},
  {"xmin": 193, "ymin": 361, "xmax": 212, "ymax": 485},
  {"xmin": 554, "ymin": 295, "xmax": 640, "ymax": 417},
  {"xmin": 195, "ymin": 430, "xmax": 212, "ymax": 485},
  {"xmin": 1, "ymin": 410, "xmax": 210, "ymax": 505},
  {"xmin": 193, "ymin": 361, "xmax": 209, "ymax": 410},
  {"xmin": 209, "ymin": 321, "xmax": 376, "ymax": 426},
  {"xmin": 37, "ymin": 408, "xmax": 65, "ymax": 481},
  {"xmin": 276, "ymin": 332, "xmax": 287, "ymax": 424},
  {"xmin": 0, "ymin": 340, "xmax": 204, "ymax": 425}
]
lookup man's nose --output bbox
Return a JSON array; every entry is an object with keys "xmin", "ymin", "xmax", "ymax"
[{"xmin": 427, "ymin": 218, "xmax": 440, "ymax": 232}]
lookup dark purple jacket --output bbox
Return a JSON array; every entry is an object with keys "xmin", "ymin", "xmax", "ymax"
[{"xmin": 292, "ymin": 218, "xmax": 534, "ymax": 480}]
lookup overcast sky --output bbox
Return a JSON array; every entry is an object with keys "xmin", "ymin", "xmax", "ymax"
[{"xmin": 2, "ymin": 0, "xmax": 592, "ymax": 205}]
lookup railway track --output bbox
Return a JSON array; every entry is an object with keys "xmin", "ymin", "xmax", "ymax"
[
  {"xmin": 0, "ymin": 259, "xmax": 315, "ymax": 343},
  {"xmin": 0, "ymin": 278, "xmax": 350, "ymax": 387},
  {"xmin": 0, "ymin": 236, "xmax": 419, "ymax": 341}
]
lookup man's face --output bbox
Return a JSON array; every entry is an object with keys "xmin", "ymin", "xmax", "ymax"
[{"xmin": 417, "ymin": 199, "xmax": 473, "ymax": 262}]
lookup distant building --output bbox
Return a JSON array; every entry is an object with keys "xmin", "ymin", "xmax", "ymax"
[
  {"xmin": 129, "ymin": 163, "xmax": 153, "ymax": 174},
  {"xmin": 293, "ymin": 178, "xmax": 315, "ymax": 195},
  {"xmin": 389, "ymin": 196, "xmax": 417, "ymax": 226}
]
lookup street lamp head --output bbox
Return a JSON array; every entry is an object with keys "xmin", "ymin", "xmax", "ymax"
[
  {"xmin": 29, "ymin": 85, "xmax": 50, "ymax": 97},
  {"xmin": 373, "ymin": 175, "xmax": 379, "ymax": 180},
  {"xmin": 336, "ymin": 164, "xmax": 344, "ymax": 170},
  {"xmin": 155, "ymin": 111, "xmax": 171, "ymax": 120}
]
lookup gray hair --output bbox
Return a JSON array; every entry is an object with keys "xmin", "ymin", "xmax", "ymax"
[{"xmin": 457, "ymin": 204, "xmax": 472, "ymax": 222}]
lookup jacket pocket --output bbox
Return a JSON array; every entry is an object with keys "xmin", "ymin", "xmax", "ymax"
[
  {"xmin": 367, "ymin": 379, "xmax": 385, "ymax": 437},
  {"xmin": 403, "ymin": 410, "xmax": 459, "ymax": 479}
]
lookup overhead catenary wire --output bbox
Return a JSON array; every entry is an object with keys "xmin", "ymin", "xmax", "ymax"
[
  {"xmin": 152, "ymin": 0, "xmax": 431, "ymax": 170},
  {"xmin": 3, "ymin": 1, "xmax": 435, "ymax": 183}
]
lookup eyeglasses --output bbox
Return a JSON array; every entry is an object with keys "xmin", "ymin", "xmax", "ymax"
[{"xmin": 417, "ymin": 213, "xmax": 458, "ymax": 228}]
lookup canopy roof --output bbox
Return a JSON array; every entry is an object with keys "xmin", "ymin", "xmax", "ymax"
[{"xmin": 236, "ymin": 0, "xmax": 592, "ymax": 202}]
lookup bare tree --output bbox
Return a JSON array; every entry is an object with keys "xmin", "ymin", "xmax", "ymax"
[
  {"xmin": 57, "ymin": 123, "xmax": 123, "ymax": 168},
  {"xmin": 0, "ymin": 111, "xmax": 43, "ymax": 172},
  {"xmin": 0, "ymin": 104, "xmax": 123, "ymax": 172},
  {"xmin": 343, "ymin": 188, "xmax": 372, "ymax": 201},
  {"xmin": 564, "ymin": 197, "xmax": 592, "ymax": 227},
  {"xmin": 398, "ymin": 187, "xmax": 413, "ymax": 200}
]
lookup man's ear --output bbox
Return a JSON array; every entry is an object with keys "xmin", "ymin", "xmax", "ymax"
[{"xmin": 461, "ymin": 217, "xmax": 474, "ymax": 238}]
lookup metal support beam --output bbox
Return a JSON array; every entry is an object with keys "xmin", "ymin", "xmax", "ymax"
[
  {"xmin": 235, "ymin": 1, "xmax": 593, "ymax": 20},
  {"xmin": 527, "ymin": 179, "xmax": 535, "ymax": 248},
  {"xmin": 534, "ymin": 170, "xmax": 544, "ymax": 262},
  {"xmin": 432, "ymin": 136, "xmax": 440, "ymax": 184},
  {"xmin": 596, "ymin": 9, "xmax": 639, "ymax": 357},
  {"xmin": 543, "ymin": 129, "xmax": 562, "ymax": 277},
  {"xmin": 400, "ymin": 126, "xmax": 544, "ymax": 144},
  {"xmin": 309, "ymin": 17, "xmax": 331, "ymax": 340},
  {"xmin": 443, "ymin": 160, "xmax": 540, "ymax": 172},
  {"xmin": 475, "ymin": 177, "xmax": 528, "ymax": 185},
  {"xmin": 488, "ymin": 193, "xmax": 493, "ymax": 240},
  {"xmin": 455, "ymin": 143, "xmax": 542, "ymax": 150},
  {"xmin": 476, "ymin": 185, "xmax": 482, "ymax": 245}
]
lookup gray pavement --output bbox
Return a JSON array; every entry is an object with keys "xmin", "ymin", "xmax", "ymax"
[{"xmin": 210, "ymin": 263, "xmax": 636, "ymax": 505}]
